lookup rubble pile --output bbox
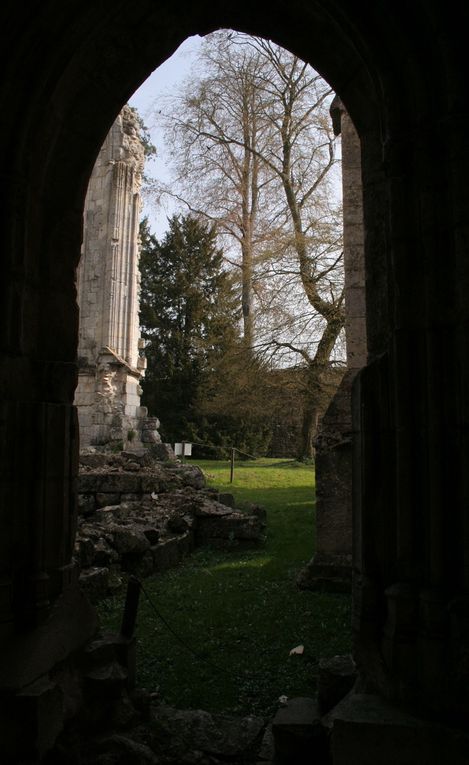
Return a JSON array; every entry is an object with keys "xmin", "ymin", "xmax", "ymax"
[{"xmin": 76, "ymin": 450, "xmax": 266, "ymax": 601}]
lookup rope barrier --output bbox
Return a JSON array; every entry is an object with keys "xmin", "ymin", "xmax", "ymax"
[
  {"xmin": 186, "ymin": 441, "xmax": 258, "ymax": 460},
  {"xmin": 137, "ymin": 577, "xmax": 248, "ymax": 684}
]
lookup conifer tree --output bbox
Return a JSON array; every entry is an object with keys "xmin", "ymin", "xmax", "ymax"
[{"xmin": 139, "ymin": 215, "xmax": 240, "ymax": 445}]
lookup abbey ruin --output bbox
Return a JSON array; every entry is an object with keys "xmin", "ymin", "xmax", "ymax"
[
  {"xmin": 2, "ymin": 3, "xmax": 469, "ymax": 763},
  {"xmin": 76, "ymin": 105, "xmax": 160, "ymax": 451}
]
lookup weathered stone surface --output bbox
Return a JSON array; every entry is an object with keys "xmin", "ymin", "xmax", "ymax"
[
  {"xmin": 15, "ymin": 677, "xmax": 65, "ymax": 761},
  {"xmin": 140, "ymin": 474, "xmax": 162, "ymax": 493},
  {"xmin": 166, "ymin": 514, "xmax": 190, "ymax": 534},
  {"xmin": 97, "ymin": 474, "xmax": 143, "ymax": 494},
  {"xmin": 80, "ymin": 452, "xmax": 109, "ymax": 469},
  {"xmin": 79, "ymin": 567, "xmax": 110, "ymax": 601},
  {"xmin": 83, "ymin": 636, "xmax": 123, "ymax": 669},
  {"xmin": 272, "ymin": 697, "xmax": 325, "ymax": 764},
  {"xmin": 148, "ymin": 443, "xmax": 177, "ymax": 461},
  {"xmin": 325, "ymin": 693, "xmax": 469, "ymax": 765},
  {"xmin": 302, "ymin": 103, "xmax": 365, "ymax": 595},
  {"xmin": 317, "ymin": 654, "xmax": 357, "ymax": 714},
  {"xmin": 297, "ymin": 552, "xmax": 352, "ymax": 593},
  {"xmin": 167, "ymin": 464, "xmax": 205, "ymax": 489},
  {"xmin": 93, "ymin": 538, "xmax": 119, "ymax": 566},
  {"xmin": 142, "ymin": 527, "xmax": 160, "ymax": 545},
  {"xmin": 78, "ymin": 494, "xmax": 97, "ymax": 516},
  {"xmin": 151, "ymin": 535, "xmax": 193, "ymax": 572},
  {"xmin": 257, "ymin": 723, "xmax": 275, "ymax": 761},
  {"xmin": 94, "ymin": 733, "xmax": 160, "ymax": 764},
  {"xmin": 96, "ymin": 492, "xmax": 121, "ymax": 508},
  {"xmin": 75, "ymin": 107, "xmax": 161, "ymax": 452},
  {"xmin": 76, "ymin": 536, "xmax": 97, "ymax": 568},
  {"xmin": 94, "ymin": 506, "xmax": 121, "ymax": 524},
  {"xmin": 217, "ymin": 492, "xmax": 235, "ymax": 508},
  {"xmin": 76, "ymin": 454, "xmax": 265, "ymax": 600},
  {"xmin": 196, "ymin": 500, "xmax": 265, "ymax": 546},
  {"xmin": 110, "ymin": 526, "xmax": 151, "ymax": 555},
  {"xmin": 85, "ymin": 661, "xmax": 128, "ymax": 692},
  {"xmin": 149, "ymin": 704, "xmax": 265, "ymax": 761}
]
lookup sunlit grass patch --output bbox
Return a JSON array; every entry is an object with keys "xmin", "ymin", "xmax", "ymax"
[{"xmin": 98, "ymin": 458, "xmax": 351, "ymax": 715}]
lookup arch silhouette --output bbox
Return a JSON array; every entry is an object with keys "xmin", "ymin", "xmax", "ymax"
[{"xmin": 1, "ymin": 2, "xmax": 468, "ymax": 759}]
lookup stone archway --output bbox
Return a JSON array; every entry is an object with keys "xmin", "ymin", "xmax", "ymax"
[
  {"xmin": 0, "ymin": 0, "xmax": 384, "ymax": 634},
  {"xmin": 2, "ymin": 2, "xmax": 469, "ymax": 760}
]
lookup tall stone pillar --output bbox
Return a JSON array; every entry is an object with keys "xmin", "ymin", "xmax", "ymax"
[
  {"xmin": 75, "ymin": 106, "xmax": 155, "ymax": 450},
  {"xmin": 298, "ymin": 97, "xmax": 366, "ymax": 591}
]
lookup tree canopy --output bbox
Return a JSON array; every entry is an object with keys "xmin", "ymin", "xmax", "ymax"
[{"xmin": 145, "ymin": 32, "xmax": 344, "ymax": 457}]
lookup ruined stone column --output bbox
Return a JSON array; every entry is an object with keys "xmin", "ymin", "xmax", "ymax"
[
  {"xmin": 298, "ymin": 97, "xmax": 366, "ymax": 591},
  {"xmin": 75, "ymin": 106, "xmax": 158, "ymax": 450}
]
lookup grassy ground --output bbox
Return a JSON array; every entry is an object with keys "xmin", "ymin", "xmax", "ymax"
[{"xmin": 98, "ymin": 458, "xmax": 351, "ymax": 716}]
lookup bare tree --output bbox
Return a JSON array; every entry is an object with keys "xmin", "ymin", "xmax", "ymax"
[
  {"xmin": 154, "ymin": 36, "xmax": 277, "ymax": 349},
  {"xmin": 149, "ymin": 31, "xmax": 344, "ymax": 458}
]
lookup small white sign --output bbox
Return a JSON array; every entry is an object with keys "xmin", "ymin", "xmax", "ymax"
[{"xmin": 174, "ymin": 442, "xmax": 192, "ymax": 456}]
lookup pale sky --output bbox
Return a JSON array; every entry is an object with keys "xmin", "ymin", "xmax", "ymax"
[
  {"xmin": 129, "ymin": 33, "xmax": 342, "ymax": 239},
  {"xmin": 129, "ymin": 35, "xmax": 204, "ymax": 236}
]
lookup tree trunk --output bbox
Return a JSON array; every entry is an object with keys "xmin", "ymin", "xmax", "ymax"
[
  {"xmin": 299, "ymin": 403, "xmax": 319, "ymax": 460},
  {"xmin": 241, "ymin": 241, "xmax": 254, "ymax": 349},
  {"xmin": 240, "ymin": 89, "xmax": 258, "ymax": 351}
]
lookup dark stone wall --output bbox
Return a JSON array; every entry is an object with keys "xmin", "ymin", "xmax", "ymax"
[{"xmin": 1, "ymin": 0, "xmax": 469, "ymax": 756}]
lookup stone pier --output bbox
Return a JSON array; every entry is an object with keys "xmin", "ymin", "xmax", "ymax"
[
  {"xmin": 299, "ymin": 97, "xmax": 366, "ymax": 591},
  {"xmin": 75, "ymin": 106, "xmax": 159, "ymax": 450}
]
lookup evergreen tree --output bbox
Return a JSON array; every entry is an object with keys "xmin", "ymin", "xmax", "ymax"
[{"xmin": 139, "ymin": 215, "xmax": 240, "ymax": 445}]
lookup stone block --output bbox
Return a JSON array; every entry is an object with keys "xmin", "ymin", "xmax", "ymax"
[
  {"xmin": 148, "ymin": 704, "xmax": 265, "ymax": 761},
  {"xmin": 13, "ymin": 677, "xmax": 64, "ymax": 761},
  {"xmin": 77, "ymin": 494, "xmax": 96, "ymax": 516},
  {"xmin": 140, "ymin": 474, "xmax": 161, "ymax": 493},
  {"xmin": 93, "ymin": 538, "xmax": 119, "ymax": 566},
  {"xmin": 78, "ymin": 473, "xmax": 100, "ymax": 493},
  {"xmin": 272, "ymin": 697, "xmax": 326, "ymax": 764},
  {"xmin": 143, "ymin": 527, "xmax": 160, "ymax": 545},
  {"xmin": 149, "ymin": 442, "xmax": 176, "ymax": 461},
  {"xmin": 97, "ymin": 473, "xmax": 142, "ymax": 493},
  {"xmin": 151, "ymin": 533, "xmax": 193, "ymax": 571},
  {"xmin": 95, "ymin": 733, "xmax": 159, "ymax": 763},
  {"xmin": 218, "ymin": 492, "xmax": 235, "ymax": 508},
  {"xmin": 84, "ymin": 660, "xmax": 128, "ymax": 694},
  {"xmin": 195, "ymin": 505, "xmax": 264, "ymax": 546},
  {"xmin": 79, "ymin": 452, "xmax": 108, "ymax": 469},
  {"xmin": 345, "ymin": 285, "xmax": 366, "ymax": 319},
  {"xmin": 110, "ymin": 526, "xmax": 150, "ymax": 555},
  {"xmin": 345, "ymin": 317, "xmax": 367, "ymax": 369},
  {"xmin": 96, "ymin": 492, "xmax": 121, "ymax": 508},
  {"xmin": 326, "ymin": 694, "xmax": 469, "ymax": 765},
  {"xmin": 79, "ymin": 566, "xmax": 110, "ymax": 601},
  {"xmin": 76, "ymin": 536, "xmax": 96, "ymax": 568},
  {"xmin": 318, "ymin": 654, "xmax": 357, "ymax": 714},
  {"xmin": 297, "ymin": 552, "xmax": 352, "ymax": 593}
]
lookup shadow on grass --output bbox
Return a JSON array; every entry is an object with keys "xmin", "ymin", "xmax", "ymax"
[{"xmin": 98, "ymin": 458, "xmax": 350, "ymax": 716}]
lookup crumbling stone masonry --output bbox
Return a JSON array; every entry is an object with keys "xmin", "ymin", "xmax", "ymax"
[
  {"xmin": 299, "ymin": 97, "xmax": 366, "ymax": 591},
  {"xmin": 75, "ymin": 106, "xmax": 157, "ymax": 450},
  {"xmin": 75, "ymin": 451, "xmax": 266, "ymax": 602}
]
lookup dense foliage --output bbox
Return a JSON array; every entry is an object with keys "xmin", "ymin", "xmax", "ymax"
[{"xmin": 140, "ymin": 214, "xmax": 240, "ymax": 445}]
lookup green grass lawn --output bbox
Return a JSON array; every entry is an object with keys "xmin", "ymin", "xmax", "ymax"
[{"xmin": 98, "ymin": 458, "xmax": 351, "ymax": 716}]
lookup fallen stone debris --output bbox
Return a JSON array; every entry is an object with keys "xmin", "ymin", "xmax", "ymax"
[
  {"xmin": 59, "ymin": 450, "xmax": 359, "ymax": 765},
  {"xmin": 45, "ymin": 637, "xmax": 357, "ymax": 765},
  {"xmin": 76, "ymin": 449, "xmax": 267, "ymax": 601}
]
